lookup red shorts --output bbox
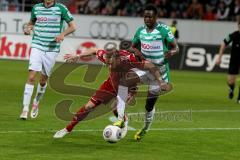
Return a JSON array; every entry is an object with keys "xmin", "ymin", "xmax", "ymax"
[{"xmin": 90, "ymin": 79, "xmax": 116, "ymax": 105}]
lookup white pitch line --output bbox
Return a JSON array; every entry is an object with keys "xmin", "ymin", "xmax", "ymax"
[
  {"xmin": 0, "ymin": 129, "xmax": 103, "ymax": 134},
  {"xmin": 127, "ymin": 109, "xmax": 240, "ymax": 116},
  {"xmin": 150, "ymin": 128, "xmax": 240, "ymax": 131},
  {"xmin": 1, "ymin": 127, "xmax": 240, "ymax": 134}
]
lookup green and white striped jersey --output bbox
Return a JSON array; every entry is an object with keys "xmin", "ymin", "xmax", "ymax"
[
  {"xmin": 30, "ymin": 3, "xmax": 73, "ymax": 52},
  {"xmin": 132, "ymin": 23, "xmax": 175, "ymax": 66}
]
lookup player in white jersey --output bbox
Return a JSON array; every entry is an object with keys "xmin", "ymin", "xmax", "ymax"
[
  {"xmin": 114, "ymin": 4, "xmax": 179, "ymax": 141},
  {"xmin": 20, "ymin": 0, "xmax": 76, "ymax": 120}
]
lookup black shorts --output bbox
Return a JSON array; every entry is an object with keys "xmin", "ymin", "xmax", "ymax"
[{"xmin": 228, "ymin": 55, "xmax": 240, "ymax": 74}]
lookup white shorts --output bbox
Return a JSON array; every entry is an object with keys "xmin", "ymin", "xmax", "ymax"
[
  {"xmin": 28, "ymin": 48, "xmax": 58, "ymax": 76},
  {"xmin": 131, "ymin": 66, "xmax": 169, "ymax": 95}
]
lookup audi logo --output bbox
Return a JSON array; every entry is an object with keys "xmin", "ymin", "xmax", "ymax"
[{"xmin": 89, "ymin": 21, "xmax": 129, "ymax": 40}]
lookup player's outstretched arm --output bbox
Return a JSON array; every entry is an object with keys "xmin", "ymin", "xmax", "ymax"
[{"xmin": 64, "ymin": 48, "xmax": 98, "ymax": 63}]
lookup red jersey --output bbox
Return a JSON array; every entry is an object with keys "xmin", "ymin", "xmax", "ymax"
[
  {"xmin": 91, "ymin": 49, "xmax": 143, "ymax": 105},
  {"xmin": 96, "ymin": 49, "xmax": 144, "ymax": 91}
]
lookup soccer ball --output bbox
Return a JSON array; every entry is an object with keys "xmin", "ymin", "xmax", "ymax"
[{"xmin": 103, "ymin": 125, "xmax": 122, "ymax": 143}]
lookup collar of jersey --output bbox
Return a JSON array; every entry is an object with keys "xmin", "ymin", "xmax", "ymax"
[
  {"xmin": 145, "ymin": 23, "xmax": 158, "ymax": 32},
  {"xmin": 43, "ymin": 2, "xmax": 56, "ymax": 8}
]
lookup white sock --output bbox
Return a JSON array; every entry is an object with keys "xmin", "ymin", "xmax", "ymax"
[
  {"xmin": 23, "ymin": 84, "xmax": 34, "ymax": 112},
  {"xmin": 117, "ymin": 85, "xmax": 128, "ymax": 121},
  {"xmin": 143, "ymin": 108, "xmax": 155, "ymax": 131},
  {"xmin": 33, "ymin": 83, "xmax": 47, "ymax": 105}
]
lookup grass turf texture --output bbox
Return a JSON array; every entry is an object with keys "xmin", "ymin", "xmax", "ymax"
[{"xmin": 0, "ymin": 59, "xmax": 240, "ymax": 160}]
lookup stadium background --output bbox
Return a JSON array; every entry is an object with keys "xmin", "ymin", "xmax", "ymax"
[{"xmin": 0, "ymin": 0, "xmax": 240, "ymax": 159}]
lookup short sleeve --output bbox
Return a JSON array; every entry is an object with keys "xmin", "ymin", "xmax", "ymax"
[
  {"xmin": 96, "ymin": 50, "xmax": 107, "ymax": 63},
  {"xmin": 224, "ymin": 32, "xmax": 234, "ymax": 45},
  {"xmin": 132, "ymin": 27, "xmax": 142, "ymax": 45},
  {"xmin": 60, "ymin": 4, "xmax": 74, "ymax": 23},
  {"xmin": 30, "ymin": 5, "xmax": 37, "ymax": 23},
  {"xmin": 164, "ymin": 25, "xmax": 175, "ymax": 43}
]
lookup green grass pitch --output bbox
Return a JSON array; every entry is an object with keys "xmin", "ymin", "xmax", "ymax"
[{"xmin": 0, "ymin": 59, "xmax": 240, "ymax": 160}]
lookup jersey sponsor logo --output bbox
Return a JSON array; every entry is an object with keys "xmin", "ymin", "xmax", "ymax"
[
  {"xmin": 89, "ymin": 21, "xmax": 128, "ymax": 40},
  {"xmin": 185, "ymin": 47, "xmax": 229, "ymax": 71},
  {"xmin": 37, "ymin": 17, "xmax": 59, "ymax": 22},
  {"xmin": 141, "ymin": 43, "xmax": 162, "ymax": 50}
]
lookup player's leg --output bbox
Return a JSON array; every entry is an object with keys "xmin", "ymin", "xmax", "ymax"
[
  {"xmin": 143, "ymin": 64, "xmax": 170, "ymax": 131},
  {"xmin": 227, "ymin": 56, "xmax": 238, "ymax": 99},
  {"xmin": 20, "ymin": 48, "xmax": 43, "ymax": 120},
  {"xmin": 30, "ymin": 51, "xmax": 58, "ymax": 118},
  {"xmin": 20, "ymin": 70, "xmax": 38, "ymax": 119},
  {"xmin": 135, "ymin": 88, "xmax": 158, "ymax": 141},
  {"xmin": 53, "ymin": 100, "xmax": 97, "ymax": 138},
  {"xmin": 114, "ymin": 71, "xmax": 140, "ymax": 127},
  {"xmin": 135, "ymin": 64, "xmax": 170, "ymax": 141},
  {"xmin": 30, "ymin": 74, "xmax": 48, "ymax": 118},
  {"xmin": 112, "ymin": 87, "xmax": 137, "ymax": 138},
  {"xmin": 112, "ymin": 103, "xmax": 129, "ymax": 138},
  {"xmin": 227, "ymin": 74, "xmax": 236, "ymax": 99},
  {"xmin": 54, "ymin": 80, "xmax": 116, "ymax": 138}
]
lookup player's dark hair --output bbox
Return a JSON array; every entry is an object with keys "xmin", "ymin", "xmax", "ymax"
[
  {"xmin": 119, "ymin": 40, "xmax": 132, "ymax": 50},
  {"xmin": 144, "ymin": 4, "xmax": 158, "ymax": 15}
]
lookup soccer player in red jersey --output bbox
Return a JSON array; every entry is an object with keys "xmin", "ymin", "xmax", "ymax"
[{"xmin": 53, "ymin": 42, "xmax": 164, "ymax": 138}]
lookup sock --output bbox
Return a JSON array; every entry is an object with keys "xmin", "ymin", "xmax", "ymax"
[
  {"xmin": 112, "ymin": 109, "xmax": 118, "ymax": 117},
  {"xmin": 116, "ymin": 85, "xmax": 128, "ymax": 121},
  {"xmin": 66, "ymin": 106, "xmax": 91, "ymax": 132},
  {"xmin": 23, "ymin": 84, "xmax": 34, "ymax": 112},
  {"xmin": 145, "ymin": 96, "xmax": 158, "ymax": 112},
  {"xmin": 143, "ymin": 107, "xmax": 155, "ymax": 131},
  {"xmin": 228, "ymin": 83, "xmax": 234, "ymax": 92},
  {"xmin": 33, "ymin": 83, "xmax": 47, "ymax": 105}
]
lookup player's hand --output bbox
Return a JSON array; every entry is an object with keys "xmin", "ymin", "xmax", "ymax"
[
  {"xmin": 24, "ymin": 25, "xmax": 33, "ymax": 35},
  {"xmin": 64, "ymin": 54, "xmax": 79, "ymax": 63},
  {"xmin": 216, "ymin": 55, "xmax": 221, "ymax": 66},
  {"xmin": 129, "ymin": 48, "xmax": 145, "ymax": 61},
  {"xmin": 158, "ymin": 80, "xmax": 173, "ymax": 92},
  {"xmin": 55, "ymin": 34, "xmax": 65, "ymax": 43},
  {"xmin": 164, "ymin": 51, "xmax": 173, "ymax": 59}
]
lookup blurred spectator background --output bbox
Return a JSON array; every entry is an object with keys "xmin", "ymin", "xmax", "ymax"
[{"xmin": 0, "ymin": 0, "xmax": 240, "ymax": 21}]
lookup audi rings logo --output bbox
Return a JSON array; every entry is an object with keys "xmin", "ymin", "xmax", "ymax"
[{"xmin": 89, "ymin": 21, "xmax": 129, "ymax": 40}]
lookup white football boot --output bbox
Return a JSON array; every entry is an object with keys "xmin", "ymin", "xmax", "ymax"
[
  {"xmin": 53, "ymin": 128, "xmax": 69, "ymax": 139},
  {"xmin": 30, "ymin": 103, "xmax": 39, "ymax": 119},
  {"xmin": 20, "ymin": 110, "xmax": 28, "ymax": 120}
]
